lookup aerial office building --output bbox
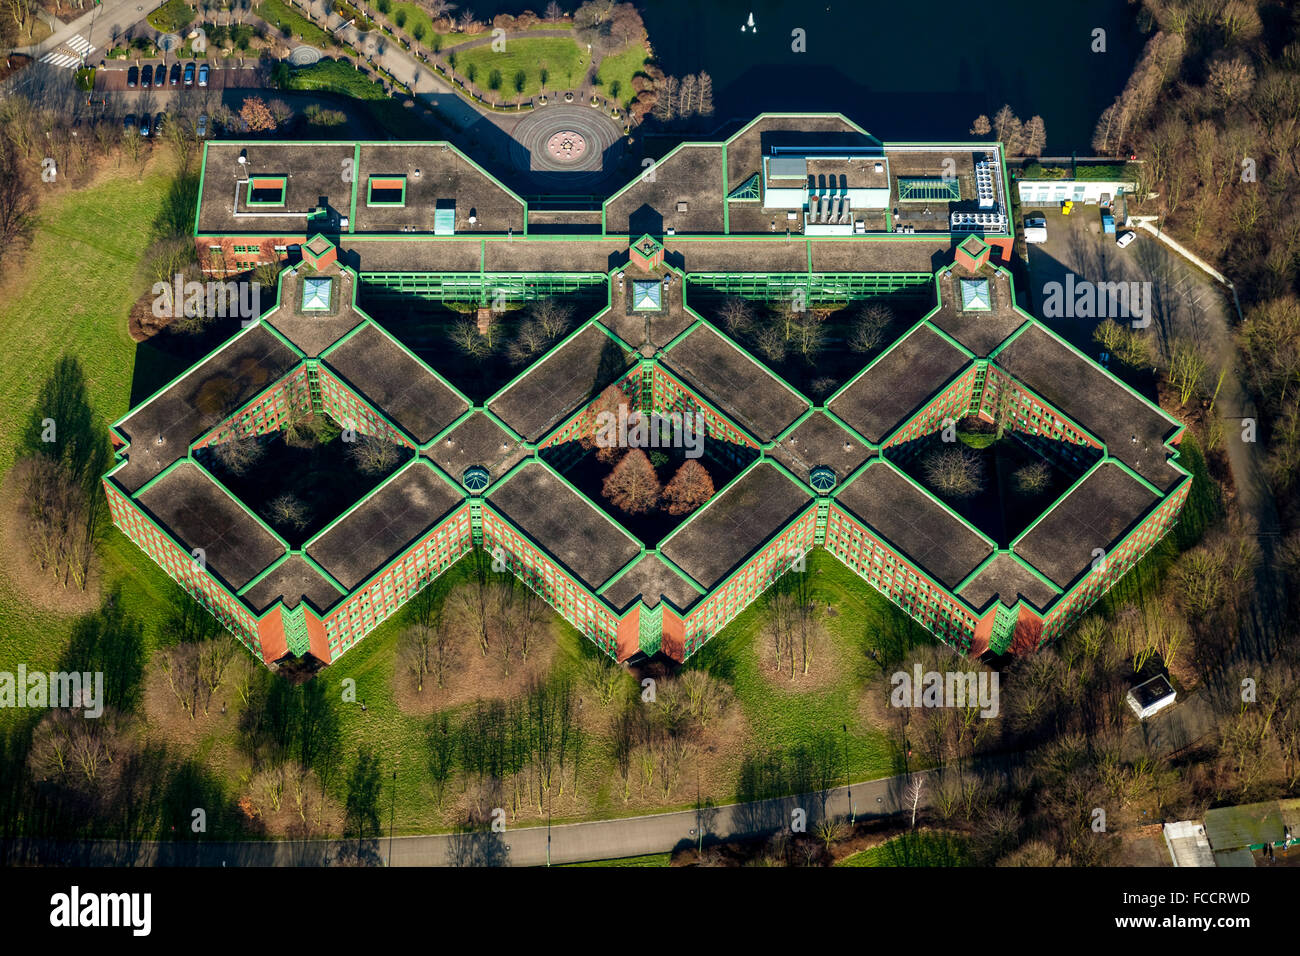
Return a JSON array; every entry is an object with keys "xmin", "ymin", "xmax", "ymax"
[{"xmin": 103, "ymin": 115, "xmax": 1189, "ymax": 667}]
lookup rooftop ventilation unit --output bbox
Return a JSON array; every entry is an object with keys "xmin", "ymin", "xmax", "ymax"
[{"xmin": 975, "ymin": 159, "xmax": 997, "ymax": 209}]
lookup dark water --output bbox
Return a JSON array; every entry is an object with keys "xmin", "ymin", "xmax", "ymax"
[{"xmin": 471, "ymin": 0, "xmax": 1143, "ymax": 153}]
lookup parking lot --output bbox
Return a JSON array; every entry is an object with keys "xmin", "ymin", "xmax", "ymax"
[
  {"xmin": 1023, "ymin": 203, "xmax": 1231, "ymax": 369},
  {"xmin": 95, "ymin": 59, "xmax": 263, "ymax": 93}
]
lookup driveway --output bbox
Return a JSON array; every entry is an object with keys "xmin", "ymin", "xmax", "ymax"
[{"xmin": 1025, "ymin": 205, "xmax": 1285, "ymax": 664}]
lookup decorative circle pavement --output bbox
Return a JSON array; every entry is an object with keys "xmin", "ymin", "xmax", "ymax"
[
  {"xmin": 509, "ymin": 105, "xmax": 623, "ymax": 190},
  {"xmin": 287, "ymin": 45, "xmax": 322, "ymax": 66},
  {"xmin": 545, "ymin": 129, "xmax": 588, "ymax": 162}
]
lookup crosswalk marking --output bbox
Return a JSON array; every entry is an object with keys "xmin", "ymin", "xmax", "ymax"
[{"xmin": 39, "ymin": 36, "xmax": 96, "ymax": 70}]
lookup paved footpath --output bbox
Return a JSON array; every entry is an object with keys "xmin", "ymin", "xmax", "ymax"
[{"xmin": 3, "ymin": 767, "xmax": 958, "ymax": 867}]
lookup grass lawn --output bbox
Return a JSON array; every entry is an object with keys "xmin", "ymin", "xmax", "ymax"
[
  {"xmin": 835, "ymin": 831, "xmax": 971, "ymax": 866},
  {"xmin": 288, "ymin": 60, "xmax": 389, "ymax": 100},
  {"xmin": 387, "ymin": 2, "xmax": 469, "ymax": 49},
  {"xmin": 0, "ymin": 152, "xmax": 188, "ymax": 728},
  {"xmin": 147, "ymin": 0, "xmax": 195, "ymax": 33},
  {"xmin": 452, "ymin": 37, "xmax": 586, "ymax": 98},
  {"xmin": 687, "ymin": 549, "xmax": 928, "ymax": 786},
  {"xmin": 257, "ymin": 0, "xmax": 332, "ymax": 48},
  {"xmin": 593, "ymin": 43, "xmax": 649, "ymax": 108},
  {"xmin": 562, "ymin": 852, "xmax": 672, "ymax": 867}
]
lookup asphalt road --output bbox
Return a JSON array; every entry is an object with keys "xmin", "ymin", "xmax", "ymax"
[{"xmin": 2, "ymin": 767, "xmax": 944, "ymax": 867}]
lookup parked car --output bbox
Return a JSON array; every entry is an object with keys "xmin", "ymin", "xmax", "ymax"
[
  {"xmin": 197, "ymin": 63, "xmax": 209, "ymax": 87},
  {"xmin": 154, "ymin": 112, "xmax": 167, "ymax": 134},
  {"xmin": 139, "ymin": 114, "xmax": 151, "ymax": 137},
  {"xmin": 1024, "ymin": 215, "xmax": 1048, "ymax": 244},
  {"xmin": 126, "ymin": 66, "xmax": 138, "ymax": 88},
  {"xmin": 154, "ymin": 63, "xmax": 167, "ymax": 87},
  {"xmin": 183, "ymin": 62, "xmax": 195, "ymax": 87},
  {"xmin": 170, "ymin": 63, "xmax": 181, "ymax": 86},
  {"xmin": 123, "ymin": 113, "xmax": 136, "ymax": 132},
  {"xmin": 1117, "ymin": 230, "xmax": 1138, "ymax": 249},
  {"xmin": 140, "ymin": 66, "xmax": 150, "ymax": 88},
  {"xmin": 196, "ymin": 113, "xmax": 208, "ymax": 138}
]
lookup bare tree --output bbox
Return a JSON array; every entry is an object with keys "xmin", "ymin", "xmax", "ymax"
[
  {"xmin": 904, "ymin": 774, "xmax": 925, "ymax": 827},
  {"xmin": 266, "ymin": 493, "xmax": 309, "ymax": 530},
  {"xmin": 449, "ymin": 317, "xmax": 492, "ymax": 359},
  {"xmin": 1014, "ymin": 461, "xmax": 1051, "ymax": 495},
  {"xmin": 0, "ymin": 131, "xmax": 35, "ymax": 264},
  {"xmin": 209, "ymin": 435, "xmax": 264, "ymax": 475},
  {"xmin": 696, "ymin": 72, "xmax": 714, "ymax": 116},
  {"xmin": 849, "ymin": 303, "xmax": 893, "ymax": 353},
  {"xmin": 923, "ymin": 446, "xmax": 984, "ymax": 498},
  {"xmin": 347, "ymin": 433, "xmax": 403, "ymax": 475},
  {"xmin": 716, "ymin": 296, "xmax": 754, "ymax": 336},
  {"xmin": 530, "ymin": 296, "xmax": 575, "ymax": 340}
]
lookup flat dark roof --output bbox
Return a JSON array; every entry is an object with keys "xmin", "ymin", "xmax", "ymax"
[
  {"xmin": 835, "ymin": 462, "xmax": 992, "ymax": 590},
  {"xmin": 661, "ymin": 462, "xmax": 812, "ymax": 590},
  {"xmin": 323, "ymin": 322, "xmax": 468, "ymax": 443},
  {"xmin": 605, "ymin": 144, "xmax": 726, "ymax": 236},
  {"xmin": 769, "ymin": 411, "xmax": 872, "ymax": 485},
  {"xmin": 307, "ymin": 462, "xmax": 464, "ymax": 589},
  {"xmin": 997, "ymin": 325, "xmax": 1182, "ymax": 491},
  {"xmin": 348, "ymin": 238, "xmax": 484, "ymax": 272},
  {"xmin": 830, "ymin": 325, "xmax": 969, "ymax": 443},
  {"xmin": 265, "ymin": 266, "xmax": 366, "ymax": 357},
  {"xmin": 602, "ymin": 269, "xmax": 695, "ymax": 351},
  {"xmin": 488, "ymin": 324, "xmax": 633, "ymax": 442},
  {"xmin": 112, "ymin": 324, "xmax": 300, "ymax": 493},
  {"xmin": 135, "ymin": 461, "xmax": 283, "ymax": 591},
  {"xmin": 423, "ymin": 412, "xmax": 527, "ymax": 483},
  {"xmin": 663, "ymin": 325, "xmax": 808, "ymax": 442},
  {"xmin": 1014, "ymin": 461, "xmax": 1159, "ymax": 589},
  {"xmin": 927, "ymin": 266, "xmax": 1027, "ymax": 357},
  {"xmin": 957, "ymin": 553, "xmax": 1058, "ymax": 612},
  {"xmin": 487, "ymin": 462, "xmax": 640, "ymax": 591},
  {"xmin": 352, "ymin": 143, "xmax": 525, "ymax": 235},
  {"xmin": 601, "ymin": 554, "xmax": 702, "ymax": 613},
  {"xmin": 242, "ymin": 554, "xmax": 343, "ymax": 614},
  {"xmin": 197, "ymin": 142, "xmax": 356, "ymax": 235}
]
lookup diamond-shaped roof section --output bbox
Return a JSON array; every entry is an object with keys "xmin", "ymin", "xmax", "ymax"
[{"xmin": 829, "ymin": 325, "xmax": 968, "ymax": 444}]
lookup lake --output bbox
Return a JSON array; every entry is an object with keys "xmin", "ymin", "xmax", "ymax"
[{"xmin": 469, "ymin": 0, "xmax": 1144, "ymax": 153}]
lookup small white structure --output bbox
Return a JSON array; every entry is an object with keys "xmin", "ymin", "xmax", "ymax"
[
  {"xmin": 1127, "ymin": 674, "xmax": 1176, "ymax": 719},
  {"xmin": 1018, "ymin": 178, "xmax": 1136, "ymax": 206},
  {"xmin": 1163, "ymin": 821, "xmax": 1215, "ymax": 867}
]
